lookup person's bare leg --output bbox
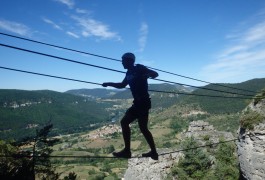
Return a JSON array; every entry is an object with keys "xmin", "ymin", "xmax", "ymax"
[
  {"xmin": 112, "ymin": 112, "xmax": 135, "ymax": 158},
  {"xmin": 121, "ymin": 115, "xmax": 132, "ymax": 151},
  {"xmin": 138, "ymin": 116, "xmax": 158, "ymax": 160}
]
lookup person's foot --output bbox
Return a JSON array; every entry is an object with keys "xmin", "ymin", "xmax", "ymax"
[
  {"xmin": 112, "ymin": 149, "xmax": 131, "ymax": 158},
  {"xmin": 142, "ymin": 151, "xmax": 159, "ymax": 160}
]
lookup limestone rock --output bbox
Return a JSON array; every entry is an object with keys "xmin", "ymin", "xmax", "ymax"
[
  {"xmin": 184, "ymin": 120, "xmax": 234, "ymax": 144},
  {"xmin": 124, "ymin": 150, "xmax": 183, "ymax": 180},
  {"xmin": 187, "ymin": 120, "xmax": 214, "ymax": 132},
  {"xmin": 237, "ymin": 99, "xmax": 265, "ymax": 180}
]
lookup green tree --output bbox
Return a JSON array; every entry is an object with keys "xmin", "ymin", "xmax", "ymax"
[
  {"xmin": 171, "ymin": 137, "xmax": 212, "ymax": 179},
  {"xmin": 214, "ymin": 140, "xmax": 239, "ymax": 180},
  {"xmin": 104, "ymin": 145, "xmax": 115, "ymax": 154},
  {"xmin": 31, "ymin": 122, "xmax": 60, "ymax": 179},
  {"xmin": 63, "ymin": 172, "xmax": 77, "ymax": 180},
  {"xmin": 0, "ymin": 121, "xmax": 62, "ymax": 180},
  {"xmin": 0, "ymin": 140, "xmax": 32, "ymax": 180}
]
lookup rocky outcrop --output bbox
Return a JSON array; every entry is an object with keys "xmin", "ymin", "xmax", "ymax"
[
  {"xmin": 184, "ymin": 120, "xmax": 234, "ymax": 144},
  {"xmin": 124, "ymin": 151, "xmax": 183, "ymax": 180},
  {"xmin": 237, "ymin": 99, "xmax": 265, "ymax": 180}
]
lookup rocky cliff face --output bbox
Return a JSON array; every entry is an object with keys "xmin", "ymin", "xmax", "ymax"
[{"xmin": 237, "ymin": 99, "xmax": 265, "ymax": 180}]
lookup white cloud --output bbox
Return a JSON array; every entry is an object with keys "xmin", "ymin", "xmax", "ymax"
[
  {"xmin": 218, "ymin": 45, "xmax": 248, "ymax": 58},
  {"xmin": 76, "ymin": 8, "xmax": 90, "ymax": 14},
  {"xmin": 138, "ymin": 22, "xmax": 148, "ymax": 52},
  {"xmin": 54, "ymin": 0, "xmax": 75, "ymax": 9},
  {"xmin": 66, "ymin": 31, "xmax": 79, "ymax": 38},
  {"xmin": 50, "ymin": 1, "xmax": 121, "ymax": 42},
  {"xmin": 243, "ymin": 21, "xmax": 265, "ymax": 42},
  {"xmin": 42, "ymin": 17, "xmax": 62, "ymax": 30},
  {"xmin": 72, "ymin": 16, "xmax": 121, "ymax": 41},
  {"xmin": 0, "ymin": 19, "xmax": 31, "ymax": 36},
  {"xmin": 200, "ymin": 15, "xmax": 265, "ymax": 83}
]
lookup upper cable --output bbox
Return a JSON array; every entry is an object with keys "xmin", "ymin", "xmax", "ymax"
[
  {"xmin": 0, "ymin": 32, "xmax": 257, "ymax": 94},
  {"xmin": 0, "ymin": 42, "xmax": 256, "ymax": 98}
]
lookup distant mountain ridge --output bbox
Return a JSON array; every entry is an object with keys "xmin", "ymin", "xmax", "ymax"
[
  {"xmin": 66, "ymin": 83, "xmax": 194, "ymax": 109},
  {"xmin": 66, "ymin": 83, "xmax": 194, "ymax": 99}
]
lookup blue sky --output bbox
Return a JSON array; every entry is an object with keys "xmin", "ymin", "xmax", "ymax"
[{"xmin": 0, "ymin": 0, "xmax": 265, "ymax": 92}]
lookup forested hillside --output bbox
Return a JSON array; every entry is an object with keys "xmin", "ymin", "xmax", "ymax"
[
  {"xmin": 0, "ymin": 90, "xmax": 111, "ymax": 140},
  {"xmin": 180, "ymin": 78, "xmax": 265, "ymax": 114}
]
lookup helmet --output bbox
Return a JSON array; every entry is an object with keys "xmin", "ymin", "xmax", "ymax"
[{"xmin": 122, "ymin": 52, "xmax": 135, "ymax": 63}]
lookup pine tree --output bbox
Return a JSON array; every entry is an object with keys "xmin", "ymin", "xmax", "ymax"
[
  {"xmin": 0, "ymin": 140, "xmax": 32, "ymax": 179},
  {"xmin": 0, "ymin": 121, "xmax": 61, "ymax": 180},
  {"xmin": 171, "ymin": 137, "xmax": 212, "ymax": 179},
  {"xmin": 214, "ymin": 139, "xmax": 239, "ymax": 180}
]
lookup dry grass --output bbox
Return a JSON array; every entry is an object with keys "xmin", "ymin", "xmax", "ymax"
[{"xmin": 56, "ymin": 164, "xmax": 100, "ymax": 180}]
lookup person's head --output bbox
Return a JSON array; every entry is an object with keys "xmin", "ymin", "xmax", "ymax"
[{"xmin": 122, "ymin": 52, "xmax": 135, "ymax": 69}]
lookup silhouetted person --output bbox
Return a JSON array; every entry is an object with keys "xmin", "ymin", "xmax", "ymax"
[{"xmin": 102, "ymin": 52, "xmax": 159, "ymax": 160}]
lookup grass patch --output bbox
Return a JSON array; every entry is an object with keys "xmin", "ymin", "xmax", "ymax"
[
  {"xmin": 240, "ymin": 110, "xmax": 264, "ymax": 130},
  {"xmin": 253, "ymin": 88, "xmax": 265, "ymax": 105}
]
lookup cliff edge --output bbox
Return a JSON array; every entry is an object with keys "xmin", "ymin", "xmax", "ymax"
[{"xmin": 237, "ymin": 96, "xmax": 265, "ymax": 180}]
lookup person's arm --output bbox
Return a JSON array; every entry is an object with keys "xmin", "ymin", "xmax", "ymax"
[
  {"xmin": 137, "ymin": 64, "xmax": 159, "ymax": 79},
  {"xmin": 146, "ymin": 69, "xmax": 159, "ymax": 79},
  {"xmin": 102, "ymin": 77, "xmax": 128, "ymax": 89}
]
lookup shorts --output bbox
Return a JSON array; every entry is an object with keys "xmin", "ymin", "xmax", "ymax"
[{"xmin": 126, "ymin": 98, "xmax": 151, "ymax": 118}]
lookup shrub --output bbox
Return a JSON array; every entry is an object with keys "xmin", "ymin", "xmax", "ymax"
[
  {"xmin": 214, "ymin": 140, "xmax": 239, "ymax": 179},
  {"xmin": 171, "ymin": 137, "xmax": 212, "ymax": 179},
  {"xmin": 240, "ymin": 110, "xmax": 264, "ymax": 130},
  {"xmin": 253, "ymin": 88, "xmax": 265, "ymax": 105}
]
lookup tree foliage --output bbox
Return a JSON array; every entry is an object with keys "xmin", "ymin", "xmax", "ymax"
[
  {"xmin": 0, "ymin": 121, "xmax": 68, "ymax": 180},
  {"xmin": 171, "ymin": 137, "xmax": 212, "ymax": 179},
  {"xmin": 214, "ymin": 139, "xmax": 239, "ymax": 179},
  {"xmin": 169, "ymin": 137, "xmax": 240, "ymax": 180},
  {"xmin": 0, "ymin": 140, "xmax": 32, "ymax": 180}
]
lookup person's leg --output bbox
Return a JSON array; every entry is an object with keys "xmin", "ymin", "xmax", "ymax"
[
  {"xmin": 112, "ymin": 107, "xmax": 136, "ymax": 158},
  {"xmin": 120, "ymin": 112, "xmax": 135, "ymax": 151},
  {"xmin": 138, "ymin": 116, "xmax": 158, "ymax": 160},
  {"xmin": 138, "ymin": 115, "xmax": 157, "ymax": 153}
]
